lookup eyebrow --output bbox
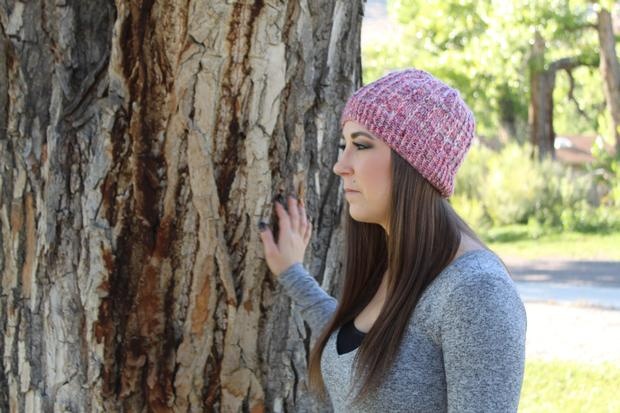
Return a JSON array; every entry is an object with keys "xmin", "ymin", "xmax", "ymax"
[{"xmin": 341, "ymin": 131, "xmax": 376, "ymax": 140}]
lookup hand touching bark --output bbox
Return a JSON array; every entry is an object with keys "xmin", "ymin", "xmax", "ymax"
[{"xmin": 258, "ymin": 195, "xmax": 312, "ymax": 277}]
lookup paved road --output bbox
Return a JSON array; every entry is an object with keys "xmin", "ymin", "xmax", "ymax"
[
  {"xmin": 503, "ymin": 257, "xmax": 620, "ymax": 310},
  {"xmin": 502, "ymin": 257, "xmax": 620, "ymax": 363},
  {"xmin": 524, "ymin": 302, "xmax": 620, "ymax": 364},
  {"xmin": 503, "ymin": 257, "xmax": 620, "ymax": 288}
]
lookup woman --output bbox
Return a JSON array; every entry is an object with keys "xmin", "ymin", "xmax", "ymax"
[{"xmin": 258, "ymin": 68, "xmax": 527, "ymax": 412}]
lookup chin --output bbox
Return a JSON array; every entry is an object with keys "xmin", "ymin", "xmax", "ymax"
[{"xmin": 347, "ymin": 209, "xmax": 363, "ymax": 222}]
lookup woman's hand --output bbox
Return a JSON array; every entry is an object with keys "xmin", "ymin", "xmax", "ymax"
[{"xmin": 258, "ymin": 195, "xmax": 312, "ymax": 277}]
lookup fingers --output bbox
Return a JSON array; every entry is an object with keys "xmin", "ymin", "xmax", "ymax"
[
  {"xmin": 299, "ymin": 199, "xmax": 308, "ymax": 235},
  {"xmin": 258, "ymin": 223, "xmax": 277, "ymax": 256},
  {"xmin": 275, "ymin": 201, "xmax": 290, "ymax": 233},
  {"xmin": 271, "ymin": 194, "xmax": 311, "ymax": 242},
  {"xmin": 288, "ymin": 196, "xmax": 300, "ymax": 232},
  {"xmin": 303, "ymin": 220, "xmax": 312, "ymax": 244}
]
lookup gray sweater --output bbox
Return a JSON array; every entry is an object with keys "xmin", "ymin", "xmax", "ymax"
[{"xmin": 277, "ymin": 249, "xmax": 527, "ymax": 412}]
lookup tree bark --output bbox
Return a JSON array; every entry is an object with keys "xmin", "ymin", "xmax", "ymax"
[
  {"xmin": 597, "ymin": 7, "xmax": 620, "ymax": 155},
  {"xmin": 0, "ymin": 0, "xmax": 363, "ymax": 412}
]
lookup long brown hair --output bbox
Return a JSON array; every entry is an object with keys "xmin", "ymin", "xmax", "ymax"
[{"xmin": 308, "ymin": 150, "xmax": 488, "ymax": 404}]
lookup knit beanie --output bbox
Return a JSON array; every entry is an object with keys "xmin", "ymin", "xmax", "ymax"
[{"xmin": 339, "ymin": 68, "xmax": 476, "ymax": 198}]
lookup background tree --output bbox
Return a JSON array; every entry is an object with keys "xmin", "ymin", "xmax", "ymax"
[
  {"xmin": 371, "ymin": 0, "xmax": 615, "ymax": 158},
  {"xmin": 0, "ymin": 1, "xmax": 363, "ymax": 411},
  {"xmin": 528, "ymin": 29, "xmax": 597, "ymax": 160},
  {"xmin": 597, "ymin": 4, "xmax": 620, "ymax": 155},
  {"xmin": 361, "ymin": 1, "xmax": 620, "ymax": 249}
]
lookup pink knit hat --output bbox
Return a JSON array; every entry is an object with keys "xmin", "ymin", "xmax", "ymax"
[{"xmin": 339, "ymin": 68, "xmax": 476, "ymax": 198}]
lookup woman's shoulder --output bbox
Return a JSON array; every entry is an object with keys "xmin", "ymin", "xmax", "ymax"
[
  {"xmin": 446, "ymin": 248, "xmax": 508, "ymax": 275},
  {"xmin": 421, "ymin": 248, "xmax": 519, "ymax": 308},
  {"xmin": 444, "ymin": 248, "xmax": 512, "ymax": 285},
  {"xmin": 410, "ymin": 248, "xmax": 525, "ymax": 344},
  {"xmin": 438, "ymin": 249, "xmax": 525, "ymax": 317}
]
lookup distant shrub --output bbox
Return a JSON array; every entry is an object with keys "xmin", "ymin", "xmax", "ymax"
[{"xmin": 453, "ymin": 139, "xmax": 620, "ymax": 235}]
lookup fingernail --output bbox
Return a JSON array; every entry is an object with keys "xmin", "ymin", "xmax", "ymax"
[{"xmin": 258, "ymin": 221, "xmax": 267, "ymax": 231}]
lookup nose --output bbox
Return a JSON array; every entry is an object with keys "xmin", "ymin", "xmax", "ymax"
[{"xmin": 332, "ymin": 152, "xmax": 353, "ymax": 176}]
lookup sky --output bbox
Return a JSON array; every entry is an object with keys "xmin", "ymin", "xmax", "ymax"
[{"xmin": 361, "ymin": 0, "xmax": 400, "ymax": 47}]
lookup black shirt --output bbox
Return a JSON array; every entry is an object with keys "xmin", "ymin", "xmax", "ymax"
[{"xmin": 336, "ymin": 319, "xmax": 367, "ymax": 355}]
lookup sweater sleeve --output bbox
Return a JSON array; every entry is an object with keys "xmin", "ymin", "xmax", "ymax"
[
  {"xmin": 276, "ymin": 262, "xmax": 338, "ymax": 333},
  {"xmin": 440, "ymin": 275, "xmax": 527, "ymax": 413}
]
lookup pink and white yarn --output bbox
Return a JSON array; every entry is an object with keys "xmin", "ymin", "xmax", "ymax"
[{"xmin": 340, "ymin": 68, "xmax": 476, "ymax": 198}]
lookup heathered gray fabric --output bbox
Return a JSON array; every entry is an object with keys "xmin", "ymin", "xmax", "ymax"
[{"xmin": 278, "ymin": 249, "xmax": 527, "ymax": 412}]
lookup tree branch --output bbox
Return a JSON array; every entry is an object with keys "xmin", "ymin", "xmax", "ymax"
[{"xmin": 563, "ymin": 67, "xmax": 595, "ymax": 124}]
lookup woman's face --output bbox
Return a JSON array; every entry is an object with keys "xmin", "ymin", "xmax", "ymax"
[{"xmin": 333, "ymin": 121, "xmax": 393, "ymax": 230}]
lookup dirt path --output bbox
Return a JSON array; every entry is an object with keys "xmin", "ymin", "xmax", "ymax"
[{"xmin": 524, "ymin": 302, "xmax": 620, "ymax": 364}]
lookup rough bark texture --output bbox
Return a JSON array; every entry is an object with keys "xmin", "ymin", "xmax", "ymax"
[
  {"xmin": 0, "ymin": 0, "xmax": 363, "ymax": 412},
  {"xmin": 597, "ymin": 8, "xmax": 620, "ymax": 155}
]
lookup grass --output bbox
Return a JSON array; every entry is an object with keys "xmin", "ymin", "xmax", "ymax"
[
  {"xmin": 520, "ymin": 359, "xmax": 620, "ymax": 412},
  {"xmin": 482, "ymin": 225, "xmax": 620, "ymax": 260}
]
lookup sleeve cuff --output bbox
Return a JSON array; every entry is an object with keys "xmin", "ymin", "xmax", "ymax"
[{"xmin": 278, "ymin": 262, "xmax": 306, "ymax": 281}]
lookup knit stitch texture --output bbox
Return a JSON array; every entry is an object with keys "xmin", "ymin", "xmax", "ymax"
[
  {"xmin": 340, "ymin": 68, "xmax": 476, "ymax": 197},
  {"xmin": 277, "ymin": 249, "xmax": 527, "ymax": 412}
]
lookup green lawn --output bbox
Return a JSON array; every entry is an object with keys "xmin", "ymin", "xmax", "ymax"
[
  {"xmin": 483, "ymin": 226, "xmax": 620, "ymax": 260},
  {"xmin": 520, "ymin": 359, "xmax": 620, "ymax": 412}
]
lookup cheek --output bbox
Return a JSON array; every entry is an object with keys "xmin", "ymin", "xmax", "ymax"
[
  {"xmin": 373, "ymin": 154, "xmax": 392, "ymax": 186},
  {"xmin": 378, "ymin": 157, "xmax": 393, "ymax": 208},
  {"xmin": 362, "ymin": 157, "xmax": 392, "ymax": 203},
  {"xmin": 374, "ymin": 175, "xmax": 392, "ymax": 208}
]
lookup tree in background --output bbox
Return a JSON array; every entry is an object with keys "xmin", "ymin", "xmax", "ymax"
[
  {"xmin": 367, "ymin": 0, "xmax": 617, "ymax": 160},
  {"xmin": 597, "ymin": 4, "xmax": 620, "ymax": 155},
  {"xmin": 0, "ymin": 1, "xmax": 362, "ymax": 411},
  {"xmin": 528, "ymin": 28, "xmax": 597, "ymax": 160}
]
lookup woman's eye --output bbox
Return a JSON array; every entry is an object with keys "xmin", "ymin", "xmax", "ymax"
[{"xmin": 338, "ymin": 143, "xmax": 368, "ymax": 150}]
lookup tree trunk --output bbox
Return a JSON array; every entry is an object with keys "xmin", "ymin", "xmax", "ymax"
[
  {"xmin": 528, "ymin": 31, "xmax": 556, "ymax": 160},
  {"xmin": 497, "ymin": 84, "xmax": 519, "ymax": 143},
  {"xmin": 597, "ymin": 7, "xmax": 620, "ymax": 155},
  {"xmin": 0, "ymin": 1, "xmax": 363, "ymax": 412},
  {"xmin": 528, "ymin": 31, "xmax": 590, "ymax": 161}
]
